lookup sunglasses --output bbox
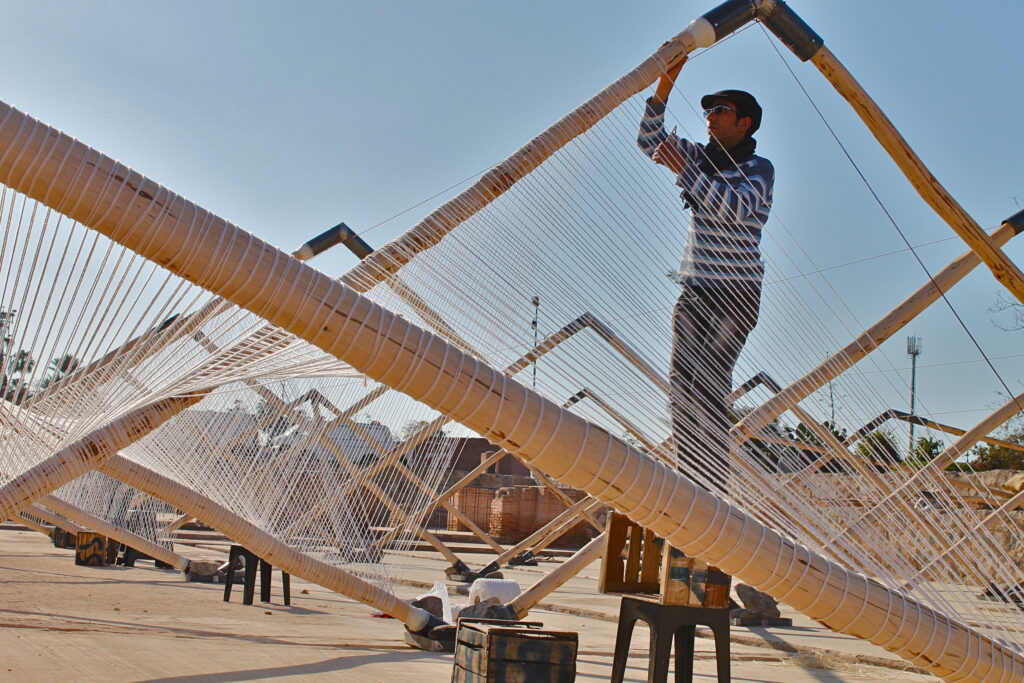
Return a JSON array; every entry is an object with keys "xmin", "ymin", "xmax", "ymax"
[{"xmin": 703, "ymin": 105, "xmax": 736, "ymax": 117}]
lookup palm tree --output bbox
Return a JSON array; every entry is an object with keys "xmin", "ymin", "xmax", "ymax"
[
  {"xmin": 38, "ymin": 353, "xmax": 82, "ymax": 390},
  {"xmin": 2, "ymin": 349, "xmax": 35, "ymax": 404}
]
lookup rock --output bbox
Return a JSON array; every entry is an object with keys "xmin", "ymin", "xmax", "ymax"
[
  {"xmin": 411, "ymin": 595, "xmax": 444, "ymax": 619},
  {"xmin": 429, "ymin": 624, "xmax": 458, "ymax": 641},
  {"xmin": 456, "ymin": 597, "xmax": 518, "ymax": 622},
  {"xmin": 735, "ymin": 583, "xmax": 781, "ymax": 619},
  {"xmin": 729, "ymin": 607, "xmax": 760, "ymax": 621},
  {"xmin": 1005, "ymin": 473, "xmax": 1024, "ymax": 494},
  {"xmin": 188, "ymin": 559, "xmax": 221, "ymax": 577}
]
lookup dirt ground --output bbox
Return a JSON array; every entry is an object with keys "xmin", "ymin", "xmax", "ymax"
[{"xmin": 0, "ymin": 530, "xmax": 938, "ymax": 682}]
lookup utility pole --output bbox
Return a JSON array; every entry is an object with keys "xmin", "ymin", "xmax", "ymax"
[
  {"xmin": 531, "ymin": 296, "xmax": 540, "ymax": 389},
  {"xmin": 906, "ymin": 336, "xmax": 922, "ymax": 454}
]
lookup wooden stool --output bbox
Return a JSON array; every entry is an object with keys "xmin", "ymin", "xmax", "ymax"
[
  {"xmin": 610, "ymin": 596, "xmax": 730, "ymax": 683},
  {"xmin": 223, "ymin": 545, "xmax": 290, "ymax": 606}
]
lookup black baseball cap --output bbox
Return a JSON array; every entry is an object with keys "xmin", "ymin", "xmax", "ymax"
[{"xmin": 701, "ymin": 90, "xmax": 762, "ymax": 136}]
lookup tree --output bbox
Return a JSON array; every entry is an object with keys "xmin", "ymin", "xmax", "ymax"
[
  {"xmin": 38, "ymin": 353, "xmax": 81, "ymax": 390},
  {"xmin": 400, "ymin": 419, "xmax": 446, "ymax": 441},
  {"xmin": 991, "ymin": 292, "xmax": 1024, "ymax": 331},
  {"xmin": 965, "ymin": 412, "xmax": 1024, "ymax": 471},
  {"xmin": 970, "ymin": 442, "xmax": 1024, "ymax": 471},
  {"xmin": 910, "ymin": 435, "xmax": 944, "ymax": 460},
  {"xmin": 1, "ymin": 349, "xmax": 35, "ymax": 404},
  {"xmin": 854, "ymin": 428, "xmax": 901, "ymax": 464}
]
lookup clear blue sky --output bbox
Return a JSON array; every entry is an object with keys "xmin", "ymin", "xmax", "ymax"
[{"xmin": 3, "ymin": 1, "xmax": 1022, "ymax": 441}]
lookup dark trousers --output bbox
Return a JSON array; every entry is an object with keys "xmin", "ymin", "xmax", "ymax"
[{"xmin": 670, "ymin": 285, "xmax": 760, "ymax": 494}]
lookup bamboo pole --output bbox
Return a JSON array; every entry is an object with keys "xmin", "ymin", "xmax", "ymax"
[
  {"xmin": 510, "ymin": 533, "xmax": 606, "ymax": 618},
  {"xmin": 302, "ymin": 315, "xmax": 618, "ymax": 554},
  {"xmin": 25, "ymin": 297, "xmax": 228, "ymax": 413},
  {"xmin": 26, "ymin": 503, "xmax": 87, "ymax": 534},
  {"xmin": 338, "ymin": 39, "xmax": 696, "ymax": 292},
  {"xmin": 373, "ymin": 449, "xmax": 512, "ymax": 549},
  {"xmin": 97, "ymin": 454, "xmax": 435, "ymax": 631},
  {"xmin": 2, "ymin": 96, "xmax": 1021, "ymax": 683},
  {"xmin": 39, "ymin": 494, "xmax": 190, "ymax": 570},
  {"xmin": 252, "ymin": 385, "xmax": 465, "ymax": 564},
  {"xmin": 839, "ymin": 388, "xmax": 1024, "ymax": 542},
  {"xmin": 515, "ymin": 499, "xmax": 605, "ymax": 561},
  {"xmin": 728, "ymin": 374, "xmax": 992, "ymax": 568},
  {"xmin": 0, "ymin": 392, "xmax": 209, "ymax": 526},
  {"xmin": 735, "ymin": 221, "xmax": 1019, "ymax": 441},
  {"xmin": 13, "ymin": 512, "xmax": 52, "ymax": 536},
  {"xmin": 160, "ymin": 512, "xmax": 193, "ymax": 536},
  {"xmin": 892, "ymin": 412, "xmax": 1024, "ymax": 455},
  {"xmin": 579, "ymin": 314, "xmax": 670, "ymax": 393},
  {"xmin": 810, "ymin": 46, "xmax": 1024, "ymax": 306},
  {"xmin": 902, "ymin": 485, "xmax": 1024, "ymax": 591},
  {"xmin": 246, "ymin": 385, "xmax": 468, "ymax": 564}
]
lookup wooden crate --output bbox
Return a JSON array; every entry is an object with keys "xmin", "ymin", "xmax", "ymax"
[
  {"xmin": 598, "ymin": 513, "xmax": 663, "ymax": 594},
  {"xmin": 599, "ymin": 513, "xmax": 732, "ymax": 607},
  {"xmin": 452, "ymin": 619, "xmax": 577, "ymax": 683},
  {"xmin": 660, "ymin": 546, "xmax": 731, "ymax": 607},
  {"xmin": 75, "ymin": 532, "xmax": 116, "ymax": 566}
]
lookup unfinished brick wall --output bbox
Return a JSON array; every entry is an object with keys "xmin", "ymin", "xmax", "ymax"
[
  {"xmin": 448, "ymin": 486, "xmax": 495, "ymax": 533},
  {"xmin": 488, "ymin": 485, "xmax": 595, "ymax": 547}
]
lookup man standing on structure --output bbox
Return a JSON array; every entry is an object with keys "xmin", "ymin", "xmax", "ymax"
[{"xmin": 638, "ymin": 57, "xmax": 774, "ymax": 493}]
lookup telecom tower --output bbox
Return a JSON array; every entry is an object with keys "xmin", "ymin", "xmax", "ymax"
[{"xmin": 907, "ymin": 335, "xmax": 923, "ymax": 453}]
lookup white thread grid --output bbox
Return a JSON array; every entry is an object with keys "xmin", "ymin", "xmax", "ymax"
[{"xmin": 0, "ymin": 32, "xmax": 1021, "ymax": 677}]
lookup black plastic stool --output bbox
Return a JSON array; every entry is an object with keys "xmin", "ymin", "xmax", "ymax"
[
  {"xmin": 223, "ymin": 545, "xmax": 291, "ymax": 606},
  {"xmin": 610, "ymin": 595, "xmax": 730, "ymax": 683}
]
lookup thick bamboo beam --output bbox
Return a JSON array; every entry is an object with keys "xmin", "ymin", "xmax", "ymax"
[
  {"xmin": 810, "ymin": 46, "xmax": 1024, "ymax": 306},
  {"xmin": 40, "ymin": 494, "xmax": 189, "ymax": 570},
  {"xmin": 2, "ymin": 88, "xmax": 1021, "ymax": 683},
  {"xmin": 97, "ymin": 454, "xmax": 434, "ymax": 631},
  {"xmin": 735, "ymin": 221, "xmax": 1019, "ymax": 440}
]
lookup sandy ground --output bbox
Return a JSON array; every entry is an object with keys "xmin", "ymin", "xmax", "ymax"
[{"xmin": 0, "ymin": 530, "xmax": 939, "ymax": 682}]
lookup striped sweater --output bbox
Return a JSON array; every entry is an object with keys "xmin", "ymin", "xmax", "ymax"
[{"xmin": 638, "ymin": 98, "xmax": 774, "ymax": 290}]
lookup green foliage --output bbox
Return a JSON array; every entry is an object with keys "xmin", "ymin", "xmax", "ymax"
[
  {"xmin": 854, "ymin": 428, "xmax": 901, "ymax": 463},
  {"xmin": 1, "ymin": 349, "xmax": 35, "ymax": 404},
  {"xmin": 38, "ymin": 353, "xmax": 82, "ymax": 390},
  {"xmin": 970, "ymin": 442, "xmax": 1024, "ymax": 471},
  {"xmin": 786, "ymin": 420, "xmax": 847, "ymax": 447},
  {"xmin": 968, "ymin": 415, "xmax": 1024, "ymax": 471},
  {"xmin": 902, "ymin": 435, "xmax": 965, "ymax": 470},
  {"xmin": 909, "ymin": 435, "xmax": 943, "ymax": 460}
]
